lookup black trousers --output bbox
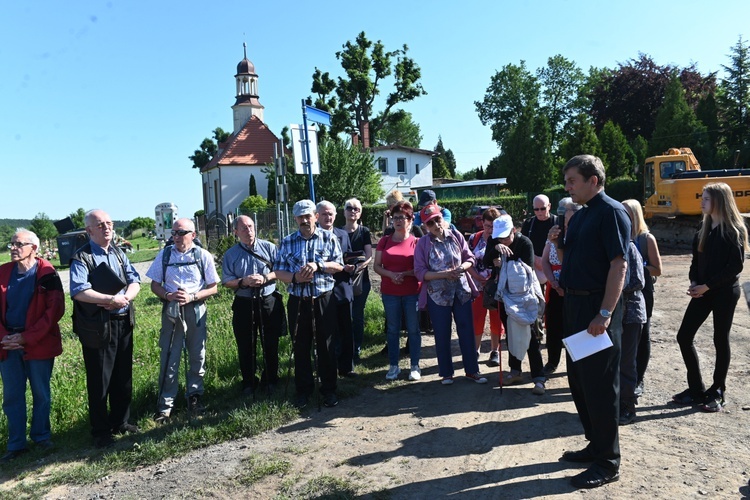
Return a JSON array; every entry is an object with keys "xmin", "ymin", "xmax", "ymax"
[
  {"xmin": 635, "ymin": 285, "xmax": 654, "ymax": 383},
  {"xmin": 676, "ymin": 284, "xmax": 740, "ymax": 395},
  {"xmin": 231, "ymin": 294, "xmax": 283, "ymax": 390},
  {"xmin": 334, "ymin": 298, "xmax": 354, "ymax": 375},
  {"xmin": 545, "ymin": 287, "xmax": 564, "ymax": 368},
  {"xmin": 81, "ymin": 317, "xmax": 133, "ymax": 438},
  {"xmin": 499, "ymin": 303, "xmax": 544, "ymax": 379},
  {"xmin": 288, "ymin": 292, "xmax": 337, "ymax": 396},
  {"xmin": 563, "ymin": 293, "xmax": 622, "ymax": 472}
]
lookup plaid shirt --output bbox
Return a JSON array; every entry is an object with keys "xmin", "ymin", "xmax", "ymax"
[{"xmin": 275, "ymin": 228, "xmax": 343, "ymax": 297}]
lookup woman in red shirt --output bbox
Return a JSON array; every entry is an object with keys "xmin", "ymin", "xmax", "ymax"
[{"xmin": 374, "ymin": 201, "xmax": 422, "ymax": 382}]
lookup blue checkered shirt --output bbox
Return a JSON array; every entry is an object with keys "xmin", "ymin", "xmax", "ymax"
[{"xmin": 275, "ymin": 228, "xmax": 342, "ymax": 297}]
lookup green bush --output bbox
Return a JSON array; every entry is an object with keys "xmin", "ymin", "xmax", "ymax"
[{"xmin": 606, "ymin": 176, "xmax": 642, "ymax": 202}]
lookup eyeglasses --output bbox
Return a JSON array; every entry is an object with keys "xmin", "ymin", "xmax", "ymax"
[
  {"xmin": 392, "ymin": 215, "xmax": 411, "ymax": 221},
  {"xmin": 345, "ymin": 206, "xmax": 361, "ymax": 212},
  {"xmin": 533, "ymin": 207, "xmax": 548, "ymax": 212},
  {"xmin": 171, "ymin": 229, "xmax": 193, "ymax": 237},
  {"xmin": 93, "ymin": 221, "xmax": 114, "ymax": 229},
  {"xmin": 7, "ymin": 242, "xmax": 33, "ymax": 249}
]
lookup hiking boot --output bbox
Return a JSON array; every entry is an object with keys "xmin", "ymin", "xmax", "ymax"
[
  {"xmin": 188, "ymin": 394, "xmax": 205, "ymax": 414},
  {"xmin": 503, "ymin": 370, "xmax": 524, "ymax": 386},
  {"xmin": 385, "ymin": 365, "xmax": 401, "ymax": 381},
  {"xmin": 487, "ymin": 350, "xmax": 500, "ymax": 367},
  {"xmin": 466, "ymin": 372, "xmax": 488, "ymax": 384},
  {"xmin": 408, "ymin": 365, "xmax": 421, "ymax": 381}
]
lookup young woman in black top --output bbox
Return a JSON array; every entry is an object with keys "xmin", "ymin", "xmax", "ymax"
[{"xmin": 673, "ymin": 182, "xmax": 748, "ymax": 412}]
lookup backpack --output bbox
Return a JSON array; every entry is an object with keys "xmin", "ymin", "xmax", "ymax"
[
  {"xmin": 161, "ymin": 245, "xmax": 205, "ymax": 284},
  {"xmin": 468, "ymin": 231, "xmax": 483, "ymax": 251}
]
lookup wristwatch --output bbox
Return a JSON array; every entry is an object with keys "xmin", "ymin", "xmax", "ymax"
[{"xmin": 599, "ymin": 309, "xmax": 612, "ymax": 319}]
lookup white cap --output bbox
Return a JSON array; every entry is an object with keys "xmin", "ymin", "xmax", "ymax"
[
  {"xmin": 492, "ymin": 214, "xmax": 514, "ymax": 239},
  {"xmin": 293, "ymin": 200, "xmax": 316, "ymax": 217}
]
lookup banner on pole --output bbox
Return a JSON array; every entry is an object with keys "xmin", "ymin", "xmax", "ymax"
[{"xmin": 290, "ymin": 124, "xmax": 320, "ymax": 175}]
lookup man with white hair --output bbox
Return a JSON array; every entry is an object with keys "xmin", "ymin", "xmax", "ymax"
[
  {"xmin": 0, "ymin": 229, "xmax": 64, "ymax": 462},
  {"xmin": 521, "ymin": 194, "xmax": 558, "ymax": 283},
  {"xmin": 275, "ymin": 200, "xmax": 344, "ymax": 409},
  {"xmin": 147, "ymin": 218, "xmax": 219, "ymax": 422},
  {"xmin": 70, "ymin": 210, "xmax": 141, "ymax": 448}
]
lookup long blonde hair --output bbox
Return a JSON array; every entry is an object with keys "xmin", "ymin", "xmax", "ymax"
[
  {"xmin": 621, "ymin": 199, "xmax": 649, "ymax": 239},
  {"xmin": 698, "ymin": 182, "xmax": 749, "ymax": 252}
]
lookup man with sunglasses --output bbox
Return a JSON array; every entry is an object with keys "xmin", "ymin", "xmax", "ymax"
[
  {"xmin": 70, "ymin": 210, "xmax": 141, "ymax": 448},
  {"xmin": 1, "ymin": 229, "xmax": 64, "ymax": 462},
  {"xmin": 521, "ymin": 194, "xmax": 558, "ymax": 285},
  {"xmin": 147, "ymin": 218, "xmax": 219, "ymax": 421}
]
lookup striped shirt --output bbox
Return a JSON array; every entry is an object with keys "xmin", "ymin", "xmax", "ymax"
[{"xmin": 275, "ymin": 228, "xmax": 342, "ymax": 297}]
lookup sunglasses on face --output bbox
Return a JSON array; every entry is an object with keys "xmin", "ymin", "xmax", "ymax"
[
  {"xmin": 345, "ymin": 206, "xmax": 361, "ymax": 212},
  {"xmin": 171, "ymin": 229, "xmax": 192, "ymax": 237},
  {"xmin": 392, "ymin": 215, "xmax": 411, "ymax": 221},
  {"xmin": 533, "ymin": 207, "xmax": 548, "ymax": 211}
]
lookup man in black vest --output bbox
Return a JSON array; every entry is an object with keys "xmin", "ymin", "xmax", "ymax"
[
  {"xmin": 521, "ymin": 194, "xmax": 558, "ymax": 286},
  {"xmin": 70, "ymin": 209, "xmax": 141, "ymax": 448}
]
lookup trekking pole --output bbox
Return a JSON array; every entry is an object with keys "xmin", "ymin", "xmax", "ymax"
[
  {"xmin": 158, "ymin": 299, "xmax": 178, "ymax": 411},
  {"xmin": 309, "ymin": 281, "xmax": 321, "ymax": 412},
  {"xmin": 286, "ymin": 278, "xmax": 303, "ymax": 398},
  {"xmin": 180, "ymin": 300, "xmax": 191, "ymax": 416},
  {"xmin": 249, "ymin": 286, "xmax": 257, "ymax": 403},
  {"xmin": 255, "ymin": 286, "xmax": 270, "ymax": 397}
]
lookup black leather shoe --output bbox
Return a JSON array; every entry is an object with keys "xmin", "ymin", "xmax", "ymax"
[
  {"xmin": 114, "ymin": 423, "xmax": 139, "ymax": 435},
  {"xmin": 323, "ymin": 393, "xmax": 339, "ymax": 408},
  {"xmin": 294, "ymin": 394, "xmax": 309, "ymax": 409},
  {"xmin": 0, "ymin": 448, "xmax": 29, "ymax": 463},
  {"xmin": 619, "ymin": 408, "xmax": 636, "ymax": 425},
  {"xmin": 94, "ymin": 435, "xmax": 115, "ymax": 449},
  {"xmin": 570, "ymin": 466, "xmax": 619, "ymax": 489},
  {"xmin": 561, "ymin": 447, "xmax": 595, "ymax": 463},
  {"xmin": 672, "ymin": 388, "xmax": 704, "ymax": 405}
]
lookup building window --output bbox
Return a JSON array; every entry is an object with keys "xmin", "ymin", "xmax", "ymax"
[
  {"xmin": 397, "ymin": 158, "xmax": 406, "ymax": 174},
  {"xmin": 378, "ymin": 157, "xmax": 388, "ymax": 173},
  {"xmin": 415, "ymin": 163, "xmax": 420, "ymax": 174}
]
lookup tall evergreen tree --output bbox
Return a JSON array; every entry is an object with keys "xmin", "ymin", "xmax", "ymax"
[
  {"xmin": 599, "ymin": 121, "xmax": 636, "ymax": 179},
  {"xmin": 718, "ymin": 36, "xmax": 750, "ymax": 160},
  {"xmin": 433, "ymin": 136, "xmax": 457, "ymax": 178},
  {"xmin": 498, "ymin": 106, "xmax": 553, "ymax": 193},
  {"xmin": 650, "ymin": 77, "xmax": 710, "ymax": 160},
  {"xmin": 249, "ymin": 174, "xmax": 258, "ymax": 196}
]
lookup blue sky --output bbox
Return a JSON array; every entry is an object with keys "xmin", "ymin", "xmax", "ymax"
[{"xmin": 3, "ymin": 0, "xmax": 749, "ymax": 221}]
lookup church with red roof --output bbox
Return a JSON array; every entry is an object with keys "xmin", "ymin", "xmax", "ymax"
[{"xmin": 200, "ymin": 45, "xmax": 283, "ymax": 218}]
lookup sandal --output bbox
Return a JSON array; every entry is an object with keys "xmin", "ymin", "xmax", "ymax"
[{"xmin": 672, "ymin": 389, "xmax": 703, "ymax": 405}]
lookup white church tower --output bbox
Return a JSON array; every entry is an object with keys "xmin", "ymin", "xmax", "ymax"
[{"xmin": 231, "ymin": 43, "xmax": 264, "ymax": 133}]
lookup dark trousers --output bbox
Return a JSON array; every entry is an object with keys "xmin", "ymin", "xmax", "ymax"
[
  {"xmin": 564, "ymin": 293, "xmax": 622, "ymax": 472},
  {"xmin": 334, "ymin": 298, "xmax": 354, "ymax": 375},
  {"xmin": 288, "ymin": 292, "xmax": 337, "ymax": 396},
  {"xmin": 231, "ymin": 294, "xmax": 283, "ymax": 390},
  {"xmin": 676, "ymin": 284, "xmax": 740, "ymax": 395},
  {"xmin": 81, "ymin": 317, "xmax": 133, "ymax": 438},
  {"xmin": 635, "ymin": 286, "xmax": 654, "ymax": 383},
  {"xmin": 499, "ymin": 304, "xmax": 544, "ymax": 379},
  {"xmin": 545, "ymin": 287, "xmax": 564, "ymax": 368},
  {"xmin": 620, "ymin": 322, "xmax": 642, "ymax": 408}
]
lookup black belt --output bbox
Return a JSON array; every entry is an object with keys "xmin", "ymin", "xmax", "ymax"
[
  {"xmin": 110, "ymin": 312, "xmax": 129, "ymax": 319},
  {"xmin": 295, "ymin": 290, "xmax": 331, "ymax": 301},
  {"xmin": 565, "ymin": 288, "xmax": 603, "ymax": 296},
  {"xmin": 6, "ymin": 327, "xmax": 24, "ymax": 333}
]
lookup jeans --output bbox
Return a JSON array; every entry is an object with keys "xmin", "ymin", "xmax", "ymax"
[
  {"xmin": 352, "ymin": 278, "xmax": 371, "ymax": 358},
  {"xmin": 0, "ymin": 350, "xmax": 54, "ymax": 451},
  {"xmin": 428, "ymin": 295, "xmax": 479, "ymax": 378},
  {"xmin": 382, "ymin": 294, "xmax": 420, "ymax": 367},
  {"xmin": 620, "ymin": 322, "xmax": 642, "ymax": 407}
]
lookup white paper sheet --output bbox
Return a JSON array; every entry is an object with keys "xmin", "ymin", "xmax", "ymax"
[{"xmin": 563, "ymin": 329, "xmax": 613, "ymax": 362}]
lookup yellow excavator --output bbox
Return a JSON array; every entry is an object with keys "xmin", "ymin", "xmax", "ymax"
[{"xmin": 643, "ymin": 147, "xmax": 750, "ymax": 246}]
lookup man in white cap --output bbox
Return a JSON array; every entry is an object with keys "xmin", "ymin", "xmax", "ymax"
[
  {"xmin": 275, "ymin": 200, "xmax": 344, "ymax": 409},
  {"xmin": 483, "ymin": 214, "xmax": 546, "ymax": 395}
]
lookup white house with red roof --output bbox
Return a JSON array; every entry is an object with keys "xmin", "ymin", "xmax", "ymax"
[{"xmin": 200, "ymin": 46, "xmax": 282, "ymax": 217}]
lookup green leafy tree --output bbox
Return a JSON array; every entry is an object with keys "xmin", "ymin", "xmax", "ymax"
[
  {"xmin": 249, "ymin": 174, "xmax": 258, "ymax": 196},
  {"xmin": 431, "ymin": 156, "xmax": 451, "ymax": 179},
  {"xmin": 127, "ymin": 217, "xmax": 155, "ymax": 234},
  {"xmin": 631, "ymin": 135, "xmax": 650, "ymax": 168},
  {"xmin": 311, "ymin": 138, "xmax": 384, "ymax": 205},
  {"xmin": 536, "ymin": 55, "xmax": 585, "ymax": 149},
  {"xmin": 650, "ymin": 77, "xmax": 710, "ymax": 159},
  {"xmin": 458, "ymin": 166, "xmax": 484, "ymax": 181},
  {"xmin": 599, "ymin": 121, "xmax": 636, "ymax": 179},
  {"xmin": 29, "ymin": 212, "xmax": 57, "ymax": 243},
  {"xmin": 373, "ymin": 109, "xmax": 422, "ymax": 147},
  {"xmin": 434, "ymin": 136, "xmax": 457, "ymax": 178},
  {"xmin": 69, "ymin": 208, "xmax": 86, "ymax": 229},
  {"xmin": 557, "ymin": 113, "xmax": 603, "ymax": 179},
  {"xmin": 718, "ymin": 36, "xmax": 750, "ymax": 159},
  {"xmin": 475, "ymin": 61, "xmax": 540, "ymax": 146},
  {"xmin": 238, "ymin": 195, "xmax": 268, "ymax": 215},
  {"xmin": 496, "ymin": 106, "xmax": 554, "ymax": 193},
  {"xmin": 309, "ymin": 32, "xmax": 426, "ymax": 144},
  {"xmin": 189, "ymin": 127, "xmax": 230, "ymax": 169},
  {"xmin": 0, "ymin": 225, "xmax": 14, "ymax": 247}
]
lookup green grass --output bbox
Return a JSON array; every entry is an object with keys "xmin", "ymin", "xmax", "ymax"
[
  {"xmin": 0, "ymin": 285, "xmax": 387, "ymax": 497},
  {"xmin": 238, "ymin": 454, "xmax": 293, "ymax": 485}
]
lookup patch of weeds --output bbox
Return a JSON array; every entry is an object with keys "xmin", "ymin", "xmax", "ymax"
[
  {"xmin": 238, "ymin": 454, "xmax": 292, "ymax": 485},
  {"xmin": 282, "ymin": 474, "xmax": 359, "ymax": 499}
]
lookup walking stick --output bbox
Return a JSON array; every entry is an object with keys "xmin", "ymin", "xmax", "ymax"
[
  {"xmin": 181, "ymin": 302, "xmax": 192, "ymax": 415},
  {"xmin": 286, "ymin": 279, "xmax": 303, "ymax": 398},
  {"xmin": 309, "ymin": 281, "xmax": 321, "ymax": 412},
  {"xmin": 249, "ymin": 287, "xmax": 257, "ymax": 403},
  {"xmin": 158, "ymin": 302, "xmax": 178, "ymax": 411},
  {"xmin": 255, "ymin": 286, "xmax": 270, "ymax": 397}
]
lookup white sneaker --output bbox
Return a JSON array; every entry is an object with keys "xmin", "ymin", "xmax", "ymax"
[
  {"xmin": 386, "ymin": 365, "xmax": 401, "ymax": 381},
  {"xmin": 409, "ymin": 365, "xmax": 421, "ymax": 381},
  {"xmin": 466, "ymin": 372, "xmax": 488, "ymax": 384},
  {"xmin": 441, "ymin": 376, "xmax": 454, "ymax": 385}
]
